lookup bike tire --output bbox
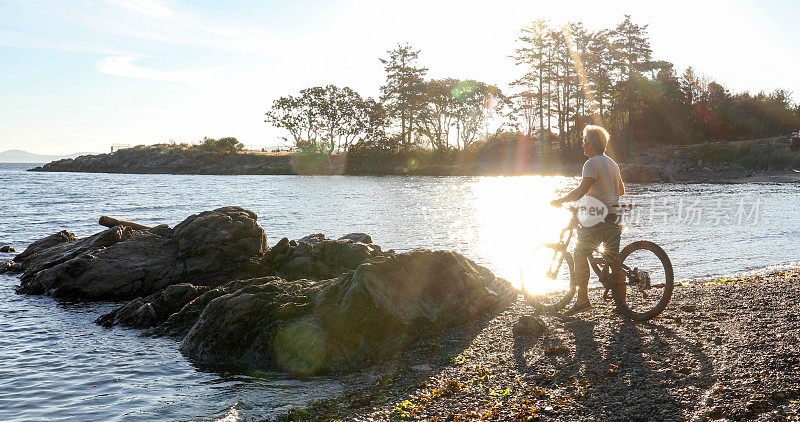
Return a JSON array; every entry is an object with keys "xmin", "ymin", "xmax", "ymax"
[
  {"xmin": 527, "ymin": 249, "xmax": 575, "ymax": 313},
  {"xmin": 611, "ymin": 241, "xmax": 674, "ymax": 321}
]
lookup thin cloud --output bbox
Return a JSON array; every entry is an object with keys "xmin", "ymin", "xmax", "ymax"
[
  {"xmin": 96, "ymin": 0, "xmax": 281, "ymax": 53},
  {"xmin": 102, "ymin": 0, "xmax": 175, "ymax": 20},
  {"xmin": 0, "ymin": 0, "xmax": 284, "ymax": 55},
  {"xmin": 96, "ymin": 56, "xmax": 220, "ymax": 83},
  {"xmin": 80, "ymin": 105, "xmax": 167, "ymax": 115}
]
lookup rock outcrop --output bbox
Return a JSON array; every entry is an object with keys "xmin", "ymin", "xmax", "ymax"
[
  {"xmin": 96, "ymin": 247, "xmax": 515, "ymax": 375},
  {"xmin": 95, "ymin": 283, "xmax": 212, "ymax": 328},
  {"xmin": 12, "ymin": 207, "xmax": 517, "ymax": 375},
  {"xmin": 30, "ymin": 145, "xmax": 296, "ymax": 175},
  {"xmin": 12, "ymin": 207, "xmax": 267, "ymax": 300},
  {"xmin": 148, "ymin": 277, "xmax": 287, "ymax": 337},
  {"xmin": 94, "ymin": 232, "xmax": 384, "ymax": 331},
  {"xmin": 179, "ymin": 249, "xmax": 516, "ymax": 374}
]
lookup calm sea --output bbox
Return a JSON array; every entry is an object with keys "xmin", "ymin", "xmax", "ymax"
[{"xmin": 1, "ymin": 162, "xmax": 798, "ymax": 421}]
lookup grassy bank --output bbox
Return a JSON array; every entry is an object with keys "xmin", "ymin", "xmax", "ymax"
[{"xmin": 682, "ymin": 140, "xmax": 800, "ymax": 170}]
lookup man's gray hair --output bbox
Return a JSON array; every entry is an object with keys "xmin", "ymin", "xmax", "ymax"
[{"xmin": 583, "ymin": 125, "xmax": 610, "ymax": 153}]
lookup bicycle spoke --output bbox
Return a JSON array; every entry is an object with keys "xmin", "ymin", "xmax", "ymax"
[{"xmin": 619, "ymin": 246, "xmax": 670, "ymax": 317}]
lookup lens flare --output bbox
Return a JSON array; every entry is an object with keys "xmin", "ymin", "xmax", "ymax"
[
  {"xmin": 405, "ymin": 158, "xmax": 419, "ymax": 172},
  {"xmin": 451, "ymin": 81, "xmax": 478, "ymax": 102},
  {"xmin": 561, "ymin": 25, "xmax": 602, "ymax": 125},
  {"xmin": 272, "ymin": 322, "xmax": 326, "ymax": 376}
]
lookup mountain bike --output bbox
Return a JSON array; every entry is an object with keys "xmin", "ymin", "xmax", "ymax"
[{"xmin": 525, "ymin": 205, "xmax": 674, "ymax": 321}]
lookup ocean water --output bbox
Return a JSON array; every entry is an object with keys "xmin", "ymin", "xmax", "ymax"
[{"xmin": 1, "ymin": 162, "xmax": 798, "ymax": 421}]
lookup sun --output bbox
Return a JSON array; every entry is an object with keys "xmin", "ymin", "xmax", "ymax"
[{"xmin": 462, "ymin": 176, "xmax": 574, "ymax": 294}]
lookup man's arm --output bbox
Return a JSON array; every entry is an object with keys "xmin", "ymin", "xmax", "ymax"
[
  {"xmin": 618, "ymin": 178, "xmax": 625, "ymax": 196},
  {"xmin": 551, "ymin": 177, "xmax": 596, "ymax": 207}
]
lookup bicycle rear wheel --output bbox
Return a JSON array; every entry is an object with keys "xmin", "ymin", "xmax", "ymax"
[
  {"xmin": 611, "ymin": 241, "xmax": 674, "ymax": 321},
  {"xmin": 526, "ymin": 247, "xmax": 575, "ymax": 313}
]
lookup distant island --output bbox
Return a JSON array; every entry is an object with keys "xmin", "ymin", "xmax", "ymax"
[{"xmin": 0, "ymin": 149, "xmax": 94, "ymax": 164}]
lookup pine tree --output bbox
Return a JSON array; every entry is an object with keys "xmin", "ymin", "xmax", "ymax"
[
  {"xmin": 610, "ymin": 15, "xmax": 653, "ymax": 79},
  {"xmin": 512, "ymin": 19, "xmax": 552, "ymax": 144},
  {"xmin": 379, "ymin": 44, "xmax": 428, "ymax": 148}
]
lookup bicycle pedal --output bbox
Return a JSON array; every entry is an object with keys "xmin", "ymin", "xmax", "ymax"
[{"xmin": 603, "ymin": 288, "xmax": 613, "ymax": 302}]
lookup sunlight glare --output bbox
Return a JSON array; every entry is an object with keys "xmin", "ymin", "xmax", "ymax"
[{"xmin": 466, "ymin": 176, "xmax": 574, "ymax": 294}]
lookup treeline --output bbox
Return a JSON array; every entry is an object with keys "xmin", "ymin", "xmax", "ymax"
[
  {"xmin": 264, "ymin": 47, "xmax": 505, "ymax": 156},
  {"xmin": 512, "ymin": 16, "xmax": 800, "ymax": 159},
  {"xmin": 265, "ymin": 15, "xmax": 800, "ymax": 166}
]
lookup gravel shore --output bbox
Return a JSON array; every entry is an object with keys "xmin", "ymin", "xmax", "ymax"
[{"xmin": 282, "ymin": 270, "xmax": 800, "ymax": 421}]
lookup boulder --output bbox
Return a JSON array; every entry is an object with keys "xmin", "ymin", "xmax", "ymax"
[
  {"xmin": 513, "ymin": 315, "xmax": 547, "ymax": 337},
  {"xmin": 338, "ymin": 233, "xmax": 372, "ymax": 244},
  {"xmin": 0, "ymin": 245, "xmax": 15, "ymax": 253},
  {"xmin": 14, "ymin": 230, "xmax": 77, "ymax": 263},
  {"xmin": 0, "ymin": 259, "xmax": 21, "ymax": 274},
  {"xmin": 171, "ymin": 207, "xmax": 267, "ymax": 278},
  {"xmin": 14, "ymin": 207, "xmax": 268, "ymax": 300},
  {"xmin": 264, "ymin": 233, "xmax": 382, "ymax": 280},
  {"xmin": 179, "ymin": 249, "xmax": 516, "ymax": 375},
  {"xmin": 96, "ymin": 283, "xmax": 211, "ymax": 328},
  {"xmin": 145, "ymin": 277, "xmax": 286, "ymax": 338}
]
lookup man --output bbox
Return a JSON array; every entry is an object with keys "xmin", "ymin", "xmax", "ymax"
[{"xmin": 550, "ymin": 125, "xmax": 625, "ymax": 315}]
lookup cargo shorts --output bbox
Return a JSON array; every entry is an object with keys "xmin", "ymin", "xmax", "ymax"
[{"xmin": 574, "ymin": 215, "xmax": 622, "ymax": 260}]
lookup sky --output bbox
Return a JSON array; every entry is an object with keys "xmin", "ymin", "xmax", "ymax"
[{"xmin": 1, "ymin": 0, "xmax": 799, "ymax": 155}]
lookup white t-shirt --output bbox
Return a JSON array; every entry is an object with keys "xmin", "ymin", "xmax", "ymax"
[{"xmin": 582, "ymin": 154, "xmax": 622, "ymax": 214}]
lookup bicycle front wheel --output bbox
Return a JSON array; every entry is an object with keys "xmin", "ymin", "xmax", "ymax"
[
  {"xmin": 526, "ymin": 247, "xmax": 575, "ymax": 313},
  {"xmin": 612, "ymin": 241, "xmax": 674, "ymax": 321}
]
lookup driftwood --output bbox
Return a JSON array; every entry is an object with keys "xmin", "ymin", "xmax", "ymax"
[{"xmin": 99, "ymin": 216, "xmax": 152, "ymax": 231}]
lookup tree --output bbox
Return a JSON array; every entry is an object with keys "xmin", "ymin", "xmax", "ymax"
[
  {"xmin": 315, "ymin": 85, "xmax": 371, "ymax": 152},
  {"xmin": 416, "ymin": 78, "xmax": 459, "ymax": 150},
  {"xmin": 379, "ymin": 44, "xmax": 428, "ymax": 148},
  {"xmin": 361, "ymin": 98, "xmax": 389, "ymax": 142},
  {"xmin": 451, "ymin": 80, "xmax": 506, "ymax": 150},
  {"xmin": 266, "ymin": 85, "xmax": 381, "ymax": 153},
  {"xmin": 511, "ymin": 90, "xmax": 538, "ymax": 141},
  {"xmin": 264, "ymin": 95, "xmax": 307, "ymax": 147},
  {"xmin": 200, "ymin": 137, "xmax": 243, "ymax": 154},
  {"xmin": 585, "ymin": 30, "xmax": 614, "ymax": 117},
  {"xmin": 512, "ymin": 19, "xmax": 552, "ymax": 142},
  {"xmin": 610, "ymin": 15, "xmax": 653, "ymax": 79},
  {"xmin": 681, "ymin": 67, "xmax": 702, "ymax": 107}
]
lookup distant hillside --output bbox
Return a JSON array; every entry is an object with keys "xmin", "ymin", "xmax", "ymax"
[{"xmin": 0, "ymin": 150, "xmax": 91, "ymax": 163}]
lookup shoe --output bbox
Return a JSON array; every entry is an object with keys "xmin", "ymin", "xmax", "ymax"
[{"xmin": 563, "ymin": 300, "xmax": 592, "ymax": 316}]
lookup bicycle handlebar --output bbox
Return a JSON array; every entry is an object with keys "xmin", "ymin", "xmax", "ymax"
[
  {"xmin": 554, "ymin": 204, "xmax": 578, "ymax": 213},
  {"xmin": 554, "ymin": 203, "xmax": 634, "ymax": 213}
]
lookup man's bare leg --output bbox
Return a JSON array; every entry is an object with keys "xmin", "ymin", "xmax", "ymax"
[
  {"xmin": 565, "ymin": 251, "xmax": 592, "ymax": 314},
  {"xmin": 616, "ymin": 273, "xmax": 627, "ymax": 302}
]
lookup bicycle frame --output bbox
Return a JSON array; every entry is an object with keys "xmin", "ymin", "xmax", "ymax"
[
  {"xmin": 543, "ymin": 207, "xmax": 640, "ymax": 290},
  {"xmin": 544, "ymin": 211, "xmax": 578, "ymax": 279}
]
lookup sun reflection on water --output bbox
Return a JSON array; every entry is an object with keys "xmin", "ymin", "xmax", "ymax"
[{"xmin": 463, "ymin": 176, "xmax": 576, "ymax": 294}]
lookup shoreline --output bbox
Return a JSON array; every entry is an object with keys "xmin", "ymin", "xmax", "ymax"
[
  {"xmin": 22, "ymin": 136, "xmax": 800, "ymax": 183},
  {"xmin": 284, "ymin": 269, "xmax": 800, "ymax": 421},
  {"xmin": 23, "ymin": 165, "xmax": 800, "ymax": 184}
]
